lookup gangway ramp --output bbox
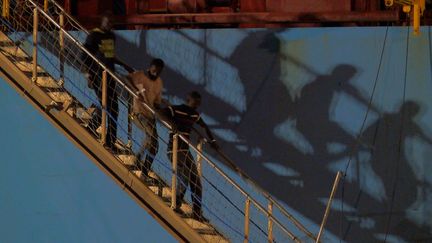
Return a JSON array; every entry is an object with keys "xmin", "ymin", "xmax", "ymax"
[{"xmin": 0, "ymin": 0, "xmax": 318, "ymax": 242}]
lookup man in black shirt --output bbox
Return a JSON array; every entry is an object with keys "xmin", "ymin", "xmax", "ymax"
[
  {"xmin": 163, "ymin": 91, "xmax": 218, "ymax": 221},
  {"xmin": 83, "ymin": 15, "xmax": 133, "ymax": 150}
]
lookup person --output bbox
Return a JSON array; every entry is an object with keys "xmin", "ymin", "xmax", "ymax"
[
  {"xmin": 83, "ymin": 15, "xmax": 133, "ymax": 151},
  {"xmin": 127, "ymin": 58, "xmax": 165, "ymax": 177},
  {"xmin": 162, "ymin": 91, "xmax": 219, "ymax": 221}
]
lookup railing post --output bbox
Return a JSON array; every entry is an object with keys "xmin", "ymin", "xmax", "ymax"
[
  {"xmin": 64, "ymin": 0, "xmax": 71, "ymax": 13},
  {"xmin": 170, "ymin": 134, "xmax": 178, "ymax": 209},
  {"xmin": 316, "ymin": 171, "xmax": 343, "ymax": 243},
  {"xmin": 2, "ymin": 0, "xmax": 10, "ymax": 18},
  {"xmin": 268, "ymin": 201, "xmax": 273, "ymax": 243},
  {"xmin": 32, "ymin": 8, "xmax": 38, "ymax": 83},
  {"xmin": 127, "ymin": 96, "xmax": 133, "ymax": 149},
  {"xmin": 59, "ymin": 13, "xmax": 65, "ymax": 86},
  {"xmin": 244, "ymin": 197, "xmax": 250, "ymax": 243},
  {"xmin": 101, "ymin": 70, "xmax": 107, "ymax": 145},
  {"xmin": 413, "ymin": 0, "xmax": 420, "ymax": 35},
  {"xmin": 44, "ymin": 0, "xmax": 49, "ymax": 12},
  {"xmin": 196, "ymin": 139, "xmax": 204, "ymax": 178}
]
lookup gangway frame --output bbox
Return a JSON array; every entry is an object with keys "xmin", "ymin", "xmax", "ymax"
[{"xmin": 0, "ymin": 44, "xmax": 206, "ymax": 243}]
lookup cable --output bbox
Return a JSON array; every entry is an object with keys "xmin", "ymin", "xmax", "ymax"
[
  {"xmin": 383, "ymin": 26, "xmax": 410, "ymax": 243},
  {"xmin": 339, "ymin": 25, "xmax": 389, "ymax": 242}
]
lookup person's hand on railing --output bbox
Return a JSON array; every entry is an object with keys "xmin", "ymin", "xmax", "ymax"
[
  {"xmin": 84, "ymin": 72, "xmax": 93, "ymax": 88},
  {"xmin": 209, "ymin": 139, "xmax": 220, "ymax": 150},
  {"xmin": 114, "ymin": 58, "xmax": 134, "ymax": 73},
  {"xmin": 161, "ymin": 98, "xmax": 171, "ymax": 107}
]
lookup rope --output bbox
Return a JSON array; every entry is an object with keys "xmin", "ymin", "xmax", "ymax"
[
  {"xmin": 383, "ymin": 26, "xmax": 409, "ymax": 243},
  {"xmin": 339, "ymin": 25, "xmax": 389, "ymax": 241}
]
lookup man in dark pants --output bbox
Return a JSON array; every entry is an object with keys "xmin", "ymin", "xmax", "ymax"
[
  {"xmin": 83, "ymin": 15, "xmax": 133, "ymax": 150},
  {"xmin": 128, "ymin": 58, "xmax": 165, "ymax": 177},
  {"xmin": 163, "ymin": 91, "xmax": 219, "ymax": 221}
]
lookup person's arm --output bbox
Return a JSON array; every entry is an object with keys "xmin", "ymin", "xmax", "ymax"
[
  {"xmin": 109, "ymin": 33, "xmax": 134, "ymax": 73},
  {"xmin": 345, "ymin": 84, "xmax": 381, "ymax": 114},
  {"xmin": 157, "ymin": 106, "xmax": 178, "ymax": 133},
  {"xmin": 154, "ymin": 79, "xmax": 170, "ymax": 109},
  {"xmin": 114, "ymin": 57, "xmax": 134, "ymax": 73},
  {"xmin": 415, "ymin": 126, "xmax": 432, "ymax": 145},
  {"xmin": 196, "ymin": 116, "xmax": 219, "ymax": 149},
  {"xmin": 82, "ymin": 32, "xmax": 97, "ymax": 73},
  {"xmin": 127, "ymin": 72, "xmax": 150, "ymax": 105},
  {"xmin": 154, "ymin": 90, "xmax": 163, "ymax": 110},
  {"xmin": 160, "ymin": 106, "xmax": 174, "ymax": 119}
]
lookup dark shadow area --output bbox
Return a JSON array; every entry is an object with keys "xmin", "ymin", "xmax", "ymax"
[
  {"xmin": 341, "ymin": 101, "xmax": 432, "ymax": 242},
  {"xmin": 113, "ymin": 29, "xmax": 432, "ymax": 242}
]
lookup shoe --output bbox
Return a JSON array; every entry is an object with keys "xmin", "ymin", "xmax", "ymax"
[
  {"xmin": 192, "ymin": 211, "xmax": 208, "ymax": 223},
  {"xmin": 173, "ymin": 205, "xmax": 183, "ymax": 214},
  {"xmin": 104, "ymin": 143, "xmax": 121, "ymax": 154}
]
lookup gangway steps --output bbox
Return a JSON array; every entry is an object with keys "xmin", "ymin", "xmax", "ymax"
[
  {"xmin": 117, "ymin": 154, "xmax": 228, "ymax": 242},
  {"xmin": 0, "ymin": 30, "xmax": 228, "ymax": 242}
]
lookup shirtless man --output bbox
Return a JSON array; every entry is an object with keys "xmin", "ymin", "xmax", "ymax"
[{"xmin": 128, "ymin": 58, "xmax": 165, "ymax": 177}]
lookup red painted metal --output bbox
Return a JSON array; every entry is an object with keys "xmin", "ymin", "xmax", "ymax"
[
  {"xmin": 76, "ymin": 11, "xmax": 399, "ymax": 27},
  {"xmin": 66, "ymin": 0, "xmax": 431, "ymax": 29},
  {"xmin": 239, "ymin": 0, "xmax": 265, "ymax": 12},
  {"xmin": 266, "ymin": 0, "xmax": 352, "ymax": 12},
  {"xmin": 75, "ymin": 0, "xmax": 111, "ymax": 16}
]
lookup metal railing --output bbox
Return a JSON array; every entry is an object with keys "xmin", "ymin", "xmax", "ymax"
[{"xmin": 0, "ymin": 0, "xmax": 323, "ymax": 241}]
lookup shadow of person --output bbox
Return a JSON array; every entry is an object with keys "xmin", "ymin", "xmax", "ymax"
[
  {"xmin": 109, "ymin": 29, "xmax": 432, "ymax": 241},
  {"xmin": 292, "ymin": 64, "xmax": 378, "ymax": 164},
  {"xmin": 221, "ymin": 28, "xmax": 432, "ymax": 242},
  {"xmin": 222, "ymin": 30, "xmax": 382, "ymax": 240},
  {"xmin": 354, "ymin": 101, "xmax": 432, "ymax": 241}
]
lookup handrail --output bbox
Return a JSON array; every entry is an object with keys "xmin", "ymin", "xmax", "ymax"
[
  {"xmin": 47, "ymin": 0, "xmax": 89, "ymax": 34},
  {"xmin": 26, "ymin": 0, "xmax": 315, "ymax": 240},
  {"xmin": 178, "ymin": 133, "xmax": 300, "ymax": 242},
  {"xmin": 55, "ymin": 5, "xmax": 316, "ymax": 238}
]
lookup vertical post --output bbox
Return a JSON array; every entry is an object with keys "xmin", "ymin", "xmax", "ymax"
[
  {"xmin": 170, "ymin": 134, "xmax": 178, "ymax": 209},
  {"xmin": 196, "ymin": 139, "xmax": 204, "ymax": 178},
  {"xmin": 244, "ymin": 197, "xmax": 250, "ymax": 243},
  {"xmin": 44, "ymin": 0, "xmax": 49, "ymax": 12},
  {"xmin": 2, "ymin": 0, "xmax": 10, "ymax": 18},
  {"xmin": 64, "ymin": 0, "xmax": 71, "ymax": 13},
  {"xmin": 316, "ymin": 171, "xmax": 342, "ymax": 243},
  {"xmin": 268, "ymin": 201, "xmax": 273, "ymax": 243},
  {"xmin": 59, "ymin": 14, "xmax": 65, "ymax": 86},
  {"xmin": 413, "ymin": 0, "xmax": 420, "ymax": 35},
  {"xmin": 32, "ymin": 8, "xmax": 38, "ymax": 83},
  {"xmin": 127, "ymin": 97, "xmax": 133, "ymax": 148},
  {"xmin": 101, "ymin": 70, "xmax": 107, "ymax": 145}
]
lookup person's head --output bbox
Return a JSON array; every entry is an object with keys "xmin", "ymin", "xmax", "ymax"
[
  {"xmin": 331, "ymin": 64, "xmax": 357, "ymax": 84},
  {"xmin": 186, "ymin": 91, "xmax": 202, "ymax": 109},
  {"xmin": 100, "ymin": 15, "xmax": 111, "ymax": 32},
  {"xmin": 400, "ymin": 100, "xmax": 420, "ymax": 119},
  {"xmin": 147, "ymin": 58, "xmax": 165, "ymax": 80}
]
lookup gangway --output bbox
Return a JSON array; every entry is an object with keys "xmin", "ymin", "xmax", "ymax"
[{"xmin": 0, "ymin": 0, "xmax": 326, "ymax": 242}]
